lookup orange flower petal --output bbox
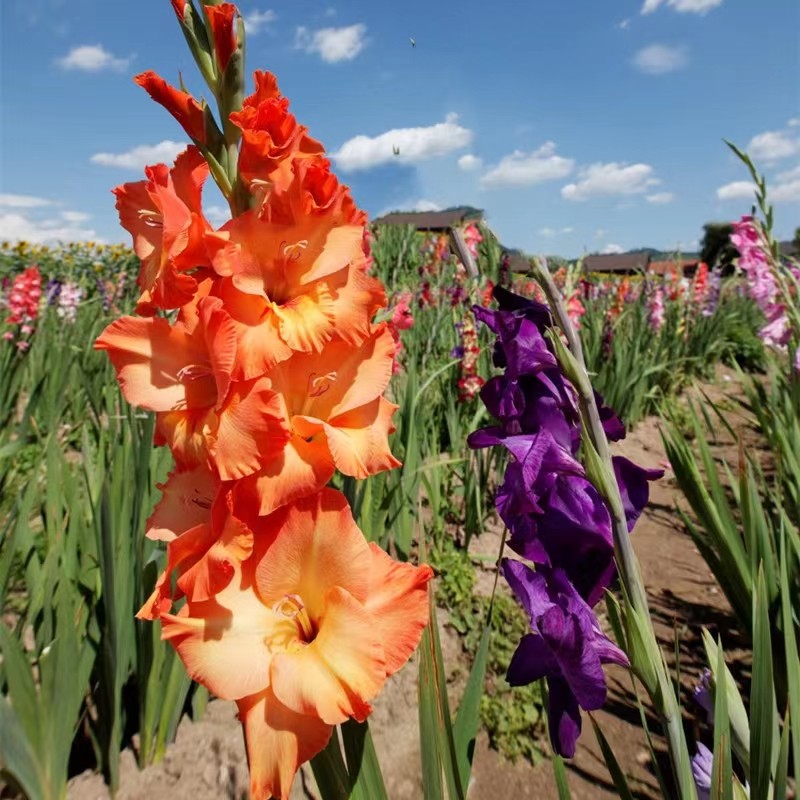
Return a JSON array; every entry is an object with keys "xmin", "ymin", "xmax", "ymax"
[
  {"xmin": 214, "ymin": 280, "xmax": 293, "ymax": 378},
  {"xmin": 198, "ymin": 296, "xmax": 237, "ymax": 404},
  {"xmin": 253, "ymin": 488, "xmax": 373, "ymax": 618},
  {"xmin": 323, "ymin": 397, "xmax": 401, "ymax": 479},
  {"xmin": 298, "ymin": 224, "xmax": 364, "ymax": 286},
  {"xmin": 156, "ymin": 406, "xmax": 215, "ymax": 469},
  {"xmin": 328, "ymin": 265, "xmax": 387, "ymax": 346},
  {"xmin": 160, "ymin": 577, "xmax": 282, "ymax": 701},
  {"xmin": 212, "ymin": 380, "xmax": 289, "ymax": 481},
  {"xmin": 269, "ymin": 586, "xmax": 385, "ymax": 725},
  {"xmin": 135, "ymin": 71, "xmax": 207, "ymax": 144},
  {"xmin": 238, "ymin": 689, "xmax": 332, "ymax": 800},
  {"xmin": 365, "ymin": 543, "xmax": 433, "ymax": 675},
  {"xmin": 270, "ymin": 282, "xmax": 335, "ymax": 353},
  {"xmin": 95, "ymin": 316, "xmax": 216, "ymax": 412},
  {"xmin": 234, "ymin": 436, "xmax": 335, "ymax": 516},
  {"xmin": 205, "ymin": 3, "xmax": 237, "ymax": 72},
  {"xmin": 267, "ymin": 326, "xmax": 395, "ymax": 423},
  {"xmin": 146, "ymin": 465, "xmax": 218, "ymax": 541}
]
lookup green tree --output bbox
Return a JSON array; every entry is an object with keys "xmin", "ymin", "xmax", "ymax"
[{"xmin": 700, "ymin": 222, "xmax": 737, "ymax": 268}]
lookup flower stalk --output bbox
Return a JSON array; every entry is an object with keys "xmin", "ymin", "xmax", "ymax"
[{"xmin": 531, "ymin": 256, "xmax": 697, "ymax": 799}]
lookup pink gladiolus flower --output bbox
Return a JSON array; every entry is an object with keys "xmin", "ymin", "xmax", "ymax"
[
  {"xmin": 648, "ymin": 287, "xmax": 665, "ymax": 332},
  {"xmin": 390, "ymin": 297, "xmax": 414, "ymax": 331},
  {"xmin": 566, "ymin": 292, "xmax": 585, "ymax": 328},
  {"xmin": 463, "ymin": 223, "xmax": 483, "ymax": 260},
  {"xmin": 731, "ymin": 216, "xmax": 777, "ymax": 311}
]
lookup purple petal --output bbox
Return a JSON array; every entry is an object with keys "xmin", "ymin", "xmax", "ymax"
[
  {"xmin": 596, "ymin": 391, "xmax": 626, "ymax": 441},
  {"xmin": 691, "ymin": 743, "xmax": 713, "ymax": 800},
  {"xmin": 502, "ymin": 559, "xmax": 553, "ymax": 621},
  {"xmin": 592, "ymin": 628, "xmax": 630, "ymax": 669},
  {"xmin": 539, "ymin": 605, "xmax": 607, "ymax": 711},
  {"xmin": 546, "ymin": 676, "xmax": 582, "ymax": 759},
  {"xmin": 493, "ymin": 285, "xmax": 552, "ymax": 327},
  {"xmin": 472, "ymin": 304, "xmax": 498, "ymax": 333},
  {"xmin": 533, "ymin": 476, "xmax": 616, "ymax": 604},
  {"xmin": 613, "ymin": 456, "xmax": 663, "ymax": 532},
  {"xmin": 506, "ymin": 633, "xmax": 558, "ymax": 686},
  {"xmin": 466, "ymin": 426, "xmax": 506, "ymax": 450}
]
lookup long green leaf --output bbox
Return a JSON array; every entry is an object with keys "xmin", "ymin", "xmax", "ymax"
[
  {"xmin": 750, "ymin": 565, "xmax": 777, "ymax": 800},
  {"xmin": 711, "ymin": 639, "xmax": 733, "ymax": 800},
  {"xmin": 591, "ymin": 716, "xmax": 635, "ymax": 800},
  {"xmin": 0, "ymin": 698, "xmax": 44, "ymax": 800},
  {"xmin": 341, "ymin": 719, "xmax": 388, "ymax": 800}
]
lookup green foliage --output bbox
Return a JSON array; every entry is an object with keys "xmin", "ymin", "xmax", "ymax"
[
  {"xmin": 579, "ymin": 278, "xmax": 763, "ymax": 425},
  {"xmin": 429, "ymin": 538, "xmax": 545, "ymax": 764}
]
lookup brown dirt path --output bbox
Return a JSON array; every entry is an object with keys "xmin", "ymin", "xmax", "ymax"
[{"xmin": 67, "ymin": 366, "xmax": 752, "ymax": 800}]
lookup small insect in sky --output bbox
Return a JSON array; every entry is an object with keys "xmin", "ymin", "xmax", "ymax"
[
  {"xmin": 392, "ymin": 145, "xmax": 400, "ymax": 156},
  {"xmin": 409, "ymin": 37, "xmax": 416, "ymax": 47}
]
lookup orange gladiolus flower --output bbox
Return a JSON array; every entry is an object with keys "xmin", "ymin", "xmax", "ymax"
[
  {"xmin": 95, "ymin": 297, "xmax": 289, "ymax": 478},
  {"xmin": 98, "ymin": 15, "xmax": 433, "ymax": 798},
  {"xmin": 234, "ymin": 325, "xmax": 400, "ymax": 515},
  {"xmin": 114, "ymin": 145, "xmax": 212, "ymax": 314},
  {"xmin": 134, "ymin": 71, "xmax": 208, "ymax": 145},
  {"xmin": 208, "ymin": 163, "xmax": 385, "ymax": 370},
  {"xmin": 206, "ymin": 3, "xmax": 238, "ymax": 72},
  {"xmin": 156, "ymin": 489, "xmax": 432, "ymax": 800},
  {"xmin": 231, "ymin": 71, "xmax": 324, "ymax": 192}
]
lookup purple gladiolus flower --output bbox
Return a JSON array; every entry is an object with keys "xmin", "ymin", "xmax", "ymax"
[
  {"xmin": 468, "ymin": 285, "xmax": 663, "ymax": 758},
  {"xmin": 502, "ymin": 560, "xmax": 628, "ymax": 758},
  {"xmin": 692, "ymin": 668, "xmax": 714, "ymax": 724},
  {"xmin": 691, "ymin": 742, "xmax": 713, "ymax": 800}
]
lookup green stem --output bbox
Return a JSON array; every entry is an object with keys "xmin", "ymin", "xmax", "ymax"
[{"xmin": 531, "ymin": 258, "xmax": 697, "ymax": 800}]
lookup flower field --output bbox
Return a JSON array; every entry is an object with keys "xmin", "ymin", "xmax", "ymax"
[{"xmin": 1, "ymin": 4, "xmax": 799, "ymax": 800}]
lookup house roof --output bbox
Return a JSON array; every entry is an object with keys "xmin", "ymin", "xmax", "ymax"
[
  {"xmin": 503, "ymin": 250, "xmax": 531, "ymax": 273},
  {"xmin": 649, "ymin": 258, "xmax": 699, "ymax": 276},
  {"xmin": 779, "ymin": 240, "xmax": 799, "ymax": 259},
  {"xmin": 582, "ymin": 252, "xmax": 651, "ymax": 273},
  {"xmin": 371, "ymin": 206, "xmax": 484, "ymax": 230}
]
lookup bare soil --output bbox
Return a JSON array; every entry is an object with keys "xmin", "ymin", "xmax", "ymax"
[{"xmin": 67, "ymin": 366, "xmax": 754, "ymax": 800}]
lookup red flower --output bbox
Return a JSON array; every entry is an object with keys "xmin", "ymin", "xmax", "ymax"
[
  {"xmin": 206, "ymin": 3, "xmax": 238, "ymax": 72},
  {"xmin": 135, "ymin": 71, "xmax": 207, "ymax": 145}
]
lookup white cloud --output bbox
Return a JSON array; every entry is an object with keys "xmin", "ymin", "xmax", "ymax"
[
  {"xmin": 601, "ymin": 243, "xmax": 625, "ymax": 255},
  {"xmin": 641, "ymin": 0, "xmax": 722, "ymax": 13},
  {"xmin": 243, "ymin": 9, "xmax": 277, "ymax": 35},
  {"xmin": 746, "ymin": 130, "xmax": 800, "ymax": 163},
  {"xmin": 632, "ymin": 44, "xmax": 689, "ymax": 74},
  {"xmin": 411, "ymin": 199, "xmax": 442, "ymax": 212},
  {"xmin": 0, "ymin": 194, "xmax": 54, "ymax": 209},
  {"xmin": 538, "ymin": 226, "xmax": 574, "ymax": 237},
  {"xmin": 0, "ymin": 211, "xmax": 100, "ymax": 244},
  {"xmin": 616, "ymin": 18, "xmax": 632, "ymax": 29},
  {"xmin": 332, "ymin": 113, "xmax": 472, "ymax": 172},
  {"xmin": 480, "ymin": 142, "xmax": 574, "ymax": 188},
  {"xmin": 716, "ymin": 180, "xmax": 756, "ymax": 200},
  {"xmin": 458, "ymin": 154, "xmax": 483, "ymax": 171},
  {"xmin": 90, "ymin": 140, "xmax": 187, "ymax": 170},
  {"xmin": 646, "ymin": 191, "xmax": 674, "ymax": 204},
  {"xmin": 60, "ymin": 210, "xmax": 91, "ymax": 223},
  {"xmin": 595, "ymin": 228, "xmax": 607, "ymax": 239},
  {"xmin": 772, "ymin": 179, "xmax": 800, "ymax": 203},
  {"xmin": 561, "ymin": 162, "xmax": 659, "ymax": 201},
  {"xmin": 788, "ymin": 118, "xmax": 800, "ymax": 128},
  {"xmin": 776, "ymin": 165, "xmax": 800, "ymax": 183},
  {"xmin": 57, "ymin": 44, "xmax": 130, "ymax": 72},
  {"xmin": 205, "ymin": 205, "xmax": 231, "ymax": 226},
  {"xmin": 294, "ymin": 23, "xmax": 367, "ymax": 63}
]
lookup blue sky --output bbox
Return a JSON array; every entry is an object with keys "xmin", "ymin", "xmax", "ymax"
[{"xmin": 1, "ymin": 0, "xmax": 798, "ymax": 257}]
